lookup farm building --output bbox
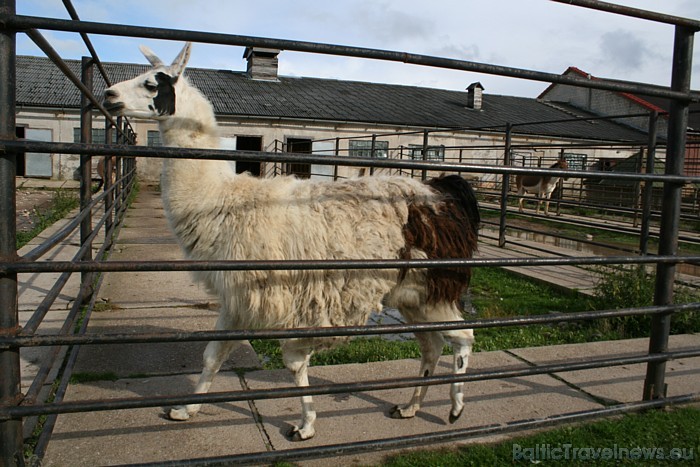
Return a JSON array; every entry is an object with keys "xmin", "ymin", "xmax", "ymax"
[
  {"xmin": 16, "ymin": 48, "xmax": 655, "ymax": 189},
  {"xmin": 539, "ymin": 66, "xmax": 700, "ymax": 177}
]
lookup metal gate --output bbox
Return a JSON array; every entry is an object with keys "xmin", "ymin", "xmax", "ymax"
[{"xmin": 1, "ymin": 0, "xmax": 699, "ymax": 465}]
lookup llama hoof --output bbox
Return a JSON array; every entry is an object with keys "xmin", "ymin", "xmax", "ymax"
[
  {"xmin": 389, "ymin": 405, "xmax": 416, "ymax": 419},
  {"xmin": 287, "ymin": 425, "xmax": 314, "ymax": 441},
  {"xmin": 168, "ymin": 407, "xmax": 191, "ymax": 421},
  {"xmin": 448, "ymin": 407, "xmax": 464, "ymax": 424}
]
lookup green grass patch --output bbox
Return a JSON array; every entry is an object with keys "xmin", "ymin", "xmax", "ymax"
[
  {"xmin": 69, "ymin": 371, "xmax": 119, "ymax": 384},
  {"xmin": 380, "ymin": 406, "xmax": 700, "ymax": 466},
  {"xmin": 16, "ymin": 189, "xmax": 80, "ymax": 249}
]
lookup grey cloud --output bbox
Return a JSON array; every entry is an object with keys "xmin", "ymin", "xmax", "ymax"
[{"xmin": 599, "ymin": 29, "xmax": 651, "ymax": 71}]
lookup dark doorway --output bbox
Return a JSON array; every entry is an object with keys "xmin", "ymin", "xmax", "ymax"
[
  {"xmin": 286, "ymin": 138, "xmax": 312, "ymax": 179},
  {"xmin": 236, "ymin": 136, "xmax": 262, "ymax": 176},
  {"xmin": 15, "ymin": 126, "xmax": 25, "ymax": 176}
]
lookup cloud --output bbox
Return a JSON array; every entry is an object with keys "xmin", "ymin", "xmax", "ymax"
[{"xmin": 598, "ymin": 29, "xmax": 652, "ymax": 72}]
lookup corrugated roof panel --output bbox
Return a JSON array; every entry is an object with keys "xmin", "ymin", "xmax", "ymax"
[{"xmin": 16, "ymin": 55, "xmax": 647, "ymax": 142}]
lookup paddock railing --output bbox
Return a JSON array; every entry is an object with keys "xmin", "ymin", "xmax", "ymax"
[{"xmin": 1, "ymin": 0, "xmax": 699, "ymax": 465}]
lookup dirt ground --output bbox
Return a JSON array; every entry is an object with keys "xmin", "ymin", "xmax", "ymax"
[{"xmin": 16, "ymin": 189, "xmax": 56, "ymax": 233}]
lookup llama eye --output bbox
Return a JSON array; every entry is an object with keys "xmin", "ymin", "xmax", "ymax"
[{"xmin": 144, "ymin": 82, "xmax": 158, "ymax": 92}]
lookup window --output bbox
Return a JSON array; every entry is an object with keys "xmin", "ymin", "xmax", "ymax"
[
  {"xmin": 409, "ymin": 144, "xmax": 445, "ymax": 161},
  {"xmin": 349, "ymin": 140, "xmax": 388, "ymax": 158},
  {"xmin": 147, "ymin": 130, "xmax": 162, "ymax": 147},
  {"xmin": 563, "ymin": 153, "xmax": 587, "ymax": 171},
  {"xmin": 73, "ymin": 127, "xmax": 117, "ymax": 144}
]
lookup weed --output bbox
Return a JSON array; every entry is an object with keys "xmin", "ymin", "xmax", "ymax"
[
  {"xmin": 592, "ymin": 265, "xmax": 700, "ymax": 338},
  {"xmin": 16, "ymin": 189, "xmax": 80, "ymax": 249}
]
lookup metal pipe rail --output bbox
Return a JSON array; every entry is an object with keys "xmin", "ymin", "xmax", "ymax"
[
  {"xmin": 2, "ymin": 140, "xmax": 699, "ymax": 185},
  {"xmin": 2, "ymin": 346, "xmax": 698, "ymax": 422},
  {"xmin": 3, "ymin": 303, "xmax": 698, "ymax": 349},
  {"xmin": 3, "ymin": 254, "xmax": 700, "ymax": 276},
  {"xmin": 3, "ymin": 14, "xmax": 697, "ymax": 102}
]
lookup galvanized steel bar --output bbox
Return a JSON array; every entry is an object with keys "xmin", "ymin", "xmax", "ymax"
[
  {"xmin": 3, "ymin": 254, "xmax": 700, "ymax": 276},
  {"xmin": 4, "ymin": 14, "xmax": 697, "ymax": 102},
  {"xmin": 552, "ymin": 0, "xmax": 700, "ymax": 30},
  {"xmin": 498, "ymin": 123, "xmax": 512, "ymax": 247},
  {"xmin": 1, "ymin": 140, "xmax": 698, "ymax": 185},
  {"xmin": 644, "ymin": 25, "xmax": 695, "ymax": 401},
  {"xmin": 2, "ymin": 348, "xmax": 699, "ymax": 421},
  {"xmin": 3, "ymin": 303, "xmax": 698, "ymax": 349},
  {"xmin": 0, "ymin": 0, "xmax": 24, "ymax": 463},
  {"xmin": 640, "ymin": 111, "xmax": 659, "ymax": 255},
  {"xmin": 79, "ymin": 56, "xmax": 94, "ymax": 299}
]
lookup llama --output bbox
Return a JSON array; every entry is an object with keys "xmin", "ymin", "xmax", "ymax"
[
  {"xmin": 95, "ymin": 156, "xmax": 117, "ymax": 191},
  {"xmin": 514, "ymin": 159, "xmax": 568, "ymax": 215},
  {"xmin": 103, "ymin": 43, "xmax": 480, "ymax": 441}
]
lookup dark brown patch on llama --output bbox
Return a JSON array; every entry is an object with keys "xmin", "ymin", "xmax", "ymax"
[{"xmin": 400, "ymin": 175, "xmax": 480, "ymax": 305}]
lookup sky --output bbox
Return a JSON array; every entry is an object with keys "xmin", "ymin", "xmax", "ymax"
[{"xmin": 14, "ymin": 0, "xmax": 700, "ymax": 98}]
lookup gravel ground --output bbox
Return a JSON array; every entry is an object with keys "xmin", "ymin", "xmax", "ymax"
[{"xmin": 16, "ymin": 189, "xmax": 56, "ymax": 233}]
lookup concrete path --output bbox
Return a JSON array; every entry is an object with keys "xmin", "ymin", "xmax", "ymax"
[{"xmin": 15, "ymin": 185, "xmax": 699, "ymax": 466}]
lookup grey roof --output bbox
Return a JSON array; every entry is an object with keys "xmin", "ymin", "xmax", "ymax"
[{"xmin": 16, "ymin": 55, "xmax": 648, "ymax": 142}]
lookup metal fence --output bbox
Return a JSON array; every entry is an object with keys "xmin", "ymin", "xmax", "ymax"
[{"xmin": 1, "ymin": 0, "xmax": 700, "ymax": 465}]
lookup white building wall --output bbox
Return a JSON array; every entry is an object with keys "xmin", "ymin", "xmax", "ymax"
[{"xmin": 17, "ymin": 108, "xmax": 641, "ymax": 190}]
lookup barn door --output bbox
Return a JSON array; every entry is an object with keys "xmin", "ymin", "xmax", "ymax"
[
  {"xmin": 24, "ymin": 128, "xmax": 53, "ymax": 177},
  {"xmin": 311, "ymin": 141, "xmax": 335, "ymax": 180}
]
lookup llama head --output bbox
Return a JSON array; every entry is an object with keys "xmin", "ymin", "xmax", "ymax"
[{"xmin": 103, "ymin": 42, "xmax": 192, "ymax": 119}]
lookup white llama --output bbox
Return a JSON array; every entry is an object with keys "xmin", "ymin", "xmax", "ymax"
[{"xmin": 103, "ymin": 43, "xmax": 480, "ymax": 441}]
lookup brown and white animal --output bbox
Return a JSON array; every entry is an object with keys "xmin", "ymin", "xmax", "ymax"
[
  {"xmin": 514, "ymin": 159, "xmax": 568, "ymax": 215},
  {"xmin": 103, "ymin": 43, "xmax": 480, "ymax": 441},
  {"xmin": 95, "ymin": 156, "xmax": 117, "ymax": 191}
]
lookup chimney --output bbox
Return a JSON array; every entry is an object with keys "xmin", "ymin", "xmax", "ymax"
[
  {"xmin": 466, "ymin": 82, "xmax": 484, "ymax": 110},
  {"xmin": 243, "ymin": 47, "xmax": 280, "ymax": 81}
]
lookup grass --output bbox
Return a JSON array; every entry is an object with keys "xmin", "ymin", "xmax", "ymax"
[
  {"xmin": 380, "ymin": 406, "xmax": 699, "ymax": 466},
  {"xmin": 16, "ymin": 189, "xmax": 80, "ymax": 249}
]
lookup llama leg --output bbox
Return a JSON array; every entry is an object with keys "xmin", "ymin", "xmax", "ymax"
[
  {"xmin": 390, "ymin": 331, "xmax": 444, "ymax": 419},
  {"xmin": 282, "ymin": 343, "xmax": 316, "ymax": 441},
  {"xmin": 168, "ymin": 338, "xmax": 239, "ymax": 420},
  {"xmin": 517, "ymin": 189, "xmax": 525, "ymax": 212},
  {"xmin": 442, "ymin": 328, "xmax": 474, "ymax": 423},
  {"xmin": 543, "ymin": 193, "xmax": 552, "ymax": 216}
]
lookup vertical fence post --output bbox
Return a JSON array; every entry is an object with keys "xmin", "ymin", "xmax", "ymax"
[
  {"xmin": 104, "ymin": 120, "xmax": 114, "ymax": 245},
  {"xmin": 632, "ymin": 146, "xmax": 644, "ymax": 228},
  {"xmin": 498, "ymin": 123, "xmax": 512, "ymax": 247},
  {"xmin": 79, "ymin": 57, "xmax": 94, "ymax": 297},
  {"xmin": 0, "ymin": 0, "xmax": 25, "ymax": 465},
  {"xmin": 639, "ymin": 111, "xmax": 658, "ymax": 256},
  {"xmin": 421, "ymin": 130, "xmax": 428, "ymax": 181},
  {"xmin": 369, "ymin": 134, "xmax": 376, "ymax": 176},
  {"xmin": 333, "ymin": 137, "xmax": 339, "ymax": 180},
  {"xmin": 643, "ymin": 26, "xmax": 694, "ymax": 401}
]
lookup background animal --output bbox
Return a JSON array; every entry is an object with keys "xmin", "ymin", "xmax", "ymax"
[
  {"xmin": 95, "ymin": 156, "xmax": 117, "ymax": 191},
  {"xmin": 103, "ymin": 43, "xmax": 480, "ymax": 441},
  {"xmin": 514, "ymin": 158, "xmax": 568, "ymax": 215}
]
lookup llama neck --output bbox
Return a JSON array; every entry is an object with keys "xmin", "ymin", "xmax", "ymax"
[
  {"xmin": 159, "ymin": 77, "xmax": 220, "ymax": 150},
  {"xmin": 159, "ymin": 76, "xmax": 233, "ymax": 200}
]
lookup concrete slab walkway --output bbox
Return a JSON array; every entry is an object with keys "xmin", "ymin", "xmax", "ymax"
[{"xmin": 15, "ymin": 185, "xmax": 699, "ymax": 466}]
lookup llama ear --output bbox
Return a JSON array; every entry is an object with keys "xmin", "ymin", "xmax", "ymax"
[
  {"xmin": 139, "ymin": 45, "xmax": 165, "ymax": 68},
  {"xmin": 170, "ymin": 42, "xmax": 192, "ymax": 78}
]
